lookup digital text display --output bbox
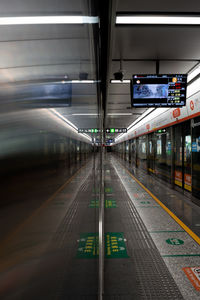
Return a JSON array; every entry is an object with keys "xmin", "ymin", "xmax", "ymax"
[{"xmin": 131, "ymin": 74, "xmax": 187, "ymax": 107}]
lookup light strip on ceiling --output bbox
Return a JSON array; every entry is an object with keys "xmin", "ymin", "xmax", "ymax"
[
  {"xmin": 71, "ymin": 80, "xmax": 96, "ymax": 83},
  {"xmin": 50, "ymin": 108, "xmax": 78, "ymax": 131},
  {"xmin": 187, "ymin": 76, "xmax": 200, "ymax": 98},
  {"xmin": 110, "ymin": 80, "xmax": 131, "ymax": 84},
  {"xmin": 115, "ymin": 108, "xmax": 165, "ymax": 143},
  {"xmin": 107, "ymin": 113, "xmax": 132, "ymax": 116},
  {"xmin": 127, "ymin": 108, "xmax": 154, "ymax": 130},
  {"xmin": 0, "ymin": 16, "xmax": 99, "ymax": 25},
  {"xmin": 72, "ymin": 113, "xmax": 98, "ymax": 116},
  {"xmin": 116, "ymin": 15, "xmax": 200, "ymax": 25},
  {"xmin": 188, "ymin": 62, "xmax": 200, "ymax": 83},
  {"xmin": 49, "ymin": 109, "xmax": 92, "ymax": 142}
]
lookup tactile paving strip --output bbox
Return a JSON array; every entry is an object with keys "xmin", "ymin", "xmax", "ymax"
[{"xmin": 112, "ymin": 160, "xmax": 184, "ymax": 300}]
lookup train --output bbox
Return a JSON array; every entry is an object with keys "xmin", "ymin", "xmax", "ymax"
[{"xmin": 113, "ymin": 88, "xmax": 200, "ymax": 206}]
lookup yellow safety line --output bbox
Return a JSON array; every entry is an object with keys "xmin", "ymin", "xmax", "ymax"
[
  {"xmin": 0, "ymin": 163, "xmax": 87, "ymax": 252},
  {"xmin": 124, "ymin": 167, "xmax": 200, "ymax": 246}
]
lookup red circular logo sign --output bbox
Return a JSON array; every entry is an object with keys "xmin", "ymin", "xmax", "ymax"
[{"xmin": 190, "ymin": 100, "xmax": 194, "ymax": 111}]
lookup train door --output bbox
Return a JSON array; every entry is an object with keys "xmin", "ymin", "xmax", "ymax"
[
  {"xmin": 129, "ymin": 139, "xmax": 132, "ymax": 163},
  {"xmin": 183, "ymin": 121, "xmax": 192, "ymax": 192},
  {"xmin": 148, "ymin": 133, "xmax": 155, "ymax": 174},
  {"xmin": 133, "ymin": 139, "xmax": 137, "ymax": 167},
  {"xmin": 192, "ymin": 116, "xmax": 200, "ymax": 201},
  {"xmin": 125, "ymin": 140, "xmax": 129, "ymax": 161},
  {"xmin": 174, "ymin": 124, "xmax": 183, "ymax": 188},
  {"xmin": 174, "ymin": 122, "xmax": 191, "ymax": 192}
]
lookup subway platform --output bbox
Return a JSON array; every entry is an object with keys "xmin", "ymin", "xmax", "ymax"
[{"xmin": 0, "ymin": 154, "xmax": 200, "ymax": 299}]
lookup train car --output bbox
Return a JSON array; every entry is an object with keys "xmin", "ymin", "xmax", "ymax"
[{"xmin": 113, "ymin": 89, "xmax": 200, "ymax": 205}]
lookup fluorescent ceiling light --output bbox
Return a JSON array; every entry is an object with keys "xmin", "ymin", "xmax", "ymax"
[
  {"xmin": 0, "ymin": 16, "xmax": 98, "ymax": 25},
  {"xmin": 72, "ymin": 113, "xmax": 98, "ymax": 116},
  {"xmin": 187, "ymin": 76, "xmax": 200, "ymax": 98},
  {"xmin": 50, "ymin": 108, "xmax": 78, "ymax": 131},
  {"xmin": 71, "ymin": 80, "xmax": 96, "ymax": 83},
  {"xmin": 115, "ymin": 108, "xmax": 168, "ymax": 143},
  {"xmin": 61, "ymin": 80, "xmax": 96, "ymax": 84},
  {"xmin": 82, "ymin": 133, "xmax": 92, "ymax": 141},
  {"xmin": 110, "ymin": 80, "xmax": 130, "ymax": 83},
  {"xmin": 107, "ymin": 113, "xmax": 132, "ymax": 116},
  {"xmin": 115, "ymin": 133, "xmax": 124, "ymax": 141},
  {"xmin": 116, "ymin": 15, "xmax": 200, "ymax": 25},
  {"xmin": 188, "ymin": 63, "xmax": 200, "ymax": 83},
  {"xmin": 127, "ymin": 108, "xmax": 154, "ymax": 130},
  {"xmin": 50, "ymin": 109, "xmax": 92, "ymax": 142}
]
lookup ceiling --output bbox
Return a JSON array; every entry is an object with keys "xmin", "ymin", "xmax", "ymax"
[
  {"xmin": 105, "ymin": 0, "xmax": 200, "ymax": 139},
  {"xmin": 0, "ymin": 0, "xmax": 99, "ymax": 131},
  {"xmin": 1, "ymin": 0, "xmax": 200, "ymax": 141}
]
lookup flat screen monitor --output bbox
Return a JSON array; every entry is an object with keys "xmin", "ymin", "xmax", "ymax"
[{"xmin": 131, "ymin": 74, "xmax": 187, "ymax": 107}]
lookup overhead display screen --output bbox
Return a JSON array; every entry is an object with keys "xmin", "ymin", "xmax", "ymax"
[{"xmin": 131, "ymin": 74, "xmax": 187, "ymax": 107}]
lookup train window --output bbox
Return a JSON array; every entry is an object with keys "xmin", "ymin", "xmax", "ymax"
[
  {"xmin": 155, "ymin": 128, "xmax": 171, "ymax": 183},
  {"xmin": 148, "ymin": 133, "xmax": 156, "ymax": 174},
  {"xmin": 138, "ymin": 136, "xmax": 147, "ymax": 170},
  {"xmin": 192, "ymin": 116, "xmax": 200, "ymax": 200},
  {"xmin": 174, "ymin": 121, "xmax": 192, "ymax": 192},
  {"xmin": 174, "ymin": 124, "xmax": 183, "ymax": 188},
  {"xmin": 157, "ymin": 139, "xmax": 162, "ymax": 155},
  {"xmin": 184, "ymin": 134, "xmax": 191, "ymax": 191}
]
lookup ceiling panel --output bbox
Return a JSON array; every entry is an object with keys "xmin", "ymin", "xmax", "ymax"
[
  {"xmin": 113, "ymin": 27, "xmax": 200, "ymax": 60},
  {"xmin": 0, "ymin": 39, "xmax": 91, "ymax": 68},
  {"xmin": 0, "ymin": 0, "xmax": 99, "ymax": 133},
  {"xmin": 106, "ymin": 0, "xmax": 200, "ymax": 135},
  {"xmin": 0, "ymin": 0, "xmax": 85, "ymax": 15},
  {"xmin": 117, "ymin": 0, "xmax": 200, "ymax": 12},
  {"xmin": 0, "ymin": 25, "xmax": 89, "ymax": 41},
  {"xmin": 159, "ymin": 61, "xmax": 197, "ymax": 74},
  {"xmin": 0, "ymin": 62, "xmax": 96, "ymax": 83},
  {"xmin": 110, "ymin": 61, "xmax": 156, "ymax": 78}
]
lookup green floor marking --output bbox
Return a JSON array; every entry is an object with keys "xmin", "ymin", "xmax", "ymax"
[
  {"xmin": 162, "ymin": 254, "xmax": 200, "ymax": 257},
  {"xmin": 105, "ymin": 199, "xmax": 117, "ymax": 208},
  {"xmin": 105, "ymin": 187, "xmax": 113, "ymax": 193},
  {"xmin": 77, "ymin": 233, "xmax": 99, "ymax": 258},
  {"xmin": 89, "ymin": 199, "xmax": 99, "ymax": 208},
  {"xmin": 105, "ymin": 232, "xmax": 128, "ymax": 258},
  {"xmin": 136, "ymin": 206, "xmax": 159, "ymax": 208},
  {"xmin": 140, "ymin": 201, "xmax": 151, "ymax": 204},
  {"xmin": 77, "ymin": 232, "xmax": 128, "ymax": 259},
  {"xmin": 89, "ymin": 199, "xmax": 117, "ymax": 208},
  {"xmin": 166, "ymin": 238, "xmax": 184, "ymax": 245},
  {"xmin": 150, "ymin": 230, "xmax": 185, "ymax": 233}
]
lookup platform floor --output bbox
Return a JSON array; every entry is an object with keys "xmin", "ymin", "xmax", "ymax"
[{"xmin": 0, "ymin": 154, "xmax": 200, "ymax": 299}]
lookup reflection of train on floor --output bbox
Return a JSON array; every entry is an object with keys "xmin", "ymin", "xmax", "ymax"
[{"xmin": 113, "ymin": 91, "xmax": 200, "ymax": 206}]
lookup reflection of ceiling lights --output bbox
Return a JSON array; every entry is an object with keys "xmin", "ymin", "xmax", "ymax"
[
  {"xmin": 49, "ymin": 109, "xmax": 91, "ymax": 142},
  {"xmin": 0, "ymin": 16, "xmax": 99, "ymax": 25},
  {"xmin": 127, "ymin": 108, "xmax": 155, "ymax": 130},
  {"xmin": 110, "ymin": 80, "xmax": 130, "ymax": 84},
  {"xmin": 71, "ymin": 80, "xmax": 96, "ymax": 83},
  {"xmin": 115, "ymin": 108, "xmax": 170, "ymax": 143},
  {"xmin": 60, "ymin": 80, "xmax": 96, "ymax": 84},
  {"xmin": 116, "ymin": 15, "xmax": 200, "ymax": 25},
  {"xmin": 188, "ymin": 62, "xmax": 200, "ymax": 83},
  {"xmin": 72, "ymin": 113, "xmax": 98, "ymax": 116},
  {"xmin": 107, "ymin": 113, "xmax": 132, "ymax": 116}
]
